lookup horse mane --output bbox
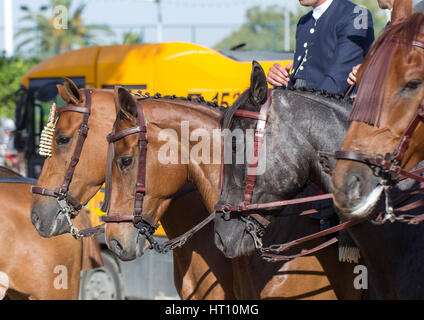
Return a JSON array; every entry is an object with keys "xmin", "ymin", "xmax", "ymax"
[
  {"xmin": 221, "ymin": 86, "xmax": 353, "ymax": 129},
  {"xmin": 283, "ymin": 86, "xmax": 353, "ymax": 110},
  {"xmin": 135, "ymin": 92, "xmax": 225, "ymax": 111},
  {"xmin": 350, "ymin": 13, "xmax": 424, "ymax": 127}
]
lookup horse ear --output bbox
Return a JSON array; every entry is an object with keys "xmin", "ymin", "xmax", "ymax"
[
  {"xmin": 250, "ymin": 60, "xmax": 268, "ymax": 107},
  {"xmin": 114, "ymin": 86, "xmax": 137, "ymax": 119},
  {"xmin": 57, "ymin": 77, "xmax": 82, "ymax": 105},
  {"xmin": 391, "ymin": 0, "xmax": 413, "ymax": 24}
]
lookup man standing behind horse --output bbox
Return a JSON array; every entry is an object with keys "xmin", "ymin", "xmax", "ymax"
[
  {"xmin": 267, "ymin": 0, "xmax": 375, "ymax": 95},
  {"xmin": 348, "ymin": 0, "xmax": 424, "ymax": 86}
]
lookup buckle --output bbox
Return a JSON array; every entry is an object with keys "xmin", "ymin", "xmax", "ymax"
[{"xmin": 78, "ymin": 123, "xmax": 89, "ymax": 135}]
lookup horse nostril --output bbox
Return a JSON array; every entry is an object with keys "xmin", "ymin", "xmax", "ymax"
[{"xmin": 110, "ymin": 238, "xmax": 124, "ymax": 256}]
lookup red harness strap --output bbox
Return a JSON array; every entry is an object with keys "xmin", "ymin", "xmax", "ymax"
[{"xmin": 239, "ymin": 90, "xmax": 271, "ymax": 207}]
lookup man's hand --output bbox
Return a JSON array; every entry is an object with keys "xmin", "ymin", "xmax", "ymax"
[
  {"xmin": 348, "ymin": 64, "xmax": 361, "ymax": 86},
  {"xmin": 267, "ymin": 62, "xmax": 293, "ymax": 87}
]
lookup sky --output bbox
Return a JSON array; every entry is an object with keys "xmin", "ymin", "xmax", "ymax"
[{"xmin": 0, "ymin": 0, "xmax": 300, "ymax": 53}]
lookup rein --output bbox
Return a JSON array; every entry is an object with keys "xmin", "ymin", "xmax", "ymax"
[{"xmin": 31, "ymin": 89, "xmax": 104, "ymax": 239}]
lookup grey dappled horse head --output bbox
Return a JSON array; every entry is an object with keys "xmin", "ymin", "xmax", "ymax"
[{"xmin": 214, "ymin": 61, "xmax": 352, "ymax": 258}]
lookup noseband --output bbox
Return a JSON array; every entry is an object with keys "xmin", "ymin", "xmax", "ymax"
[
  {"xmin": 101, "ymin": 101, "xmax": 163, "ymax": 252},
  {"xmin": 31, "ymin": 89, "xmax": 101, "ymax": 238}
]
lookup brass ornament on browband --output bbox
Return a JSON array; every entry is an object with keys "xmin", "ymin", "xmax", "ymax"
[{"xmin": 39, "ymin": 103, "xmax": 57, "ymax": 157}]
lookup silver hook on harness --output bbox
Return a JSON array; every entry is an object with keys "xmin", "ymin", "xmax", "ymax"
[
  {"xmin": 240, "ymin": 216, "xmax": 263, "ymax": 249},
  {"xmin": 57, "ymin": 198, "xmax": 81, "ymax": 239},
  {"xmin": 382, "ymin": 185, "xmax": 396, "ymax": 224}
]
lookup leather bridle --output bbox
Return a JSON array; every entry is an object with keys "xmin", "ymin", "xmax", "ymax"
[
  {"xmin": 212, "ymin": 89, "xmax": 345, "ymax": 256},
  {"xmin": 214, "ymin": 89, "xmax": 274, "ymax": 246},
  {"xmin": 31, "ymin": 89, "xmax": 91, "ymax": 212},
  {"xmin": 30, "ymin": 89, "xmax": 104, "ymax": 238},
  {"xmin": 101, "ymin": 101, "xmax": 163, "ymax": 252},
  {"xmin": 335, "ymin": 38, "xmax": 424, "ymax": 187},
  {"xmin": 213, "ymin": 89, "xmax": 335, "ymax": 250},
  {"xmin": 100, "ymin": 98, "xmax": 217, "ymax": 254},
  {"xmin": 335, "ymin": 103, "xmax": 424, "ymax": 186}
]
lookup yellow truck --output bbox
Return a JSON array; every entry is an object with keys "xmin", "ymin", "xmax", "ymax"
[{"xmin": 15, "ymin": 42, "xmax": 291, "ymax": 299}]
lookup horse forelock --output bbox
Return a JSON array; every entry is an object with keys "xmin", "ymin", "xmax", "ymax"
[{"xmin": 350, "ymin": 13, "xmax": 424, "ymax": 127}]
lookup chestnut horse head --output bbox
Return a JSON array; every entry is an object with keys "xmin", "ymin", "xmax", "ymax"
[
  {"xmin": 30, "ymin": 78, "xmax": 115, "ymax": 237},
  {"xmin": 102, "ymin": 87, "xmax": 222, "ymax": 260},
  {"xmin": 332, "ymin": 10, "xmax": 424, "ymax": 220}
]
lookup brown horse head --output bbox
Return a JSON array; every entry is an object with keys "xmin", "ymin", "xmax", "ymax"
[
  {"xmin": 332, "ymin": 13, "xmax": 424, "ymax": 220},
  {"xmin": 31, "ymin": 78, "xmax": 115, "ymax": 237},
  {"xmin": 104, "ymin": 87, "xmax": 221, "ymax": 260}
]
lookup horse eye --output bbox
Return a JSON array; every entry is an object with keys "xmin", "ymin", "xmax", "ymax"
[
  {"xmin": 119, "ymin": 156, "xmax": 133, "ymax": 170},
  {"xmin": 55, "ymin": 136, "xmax": 71, "ymax": 145},
  {"xmin": 404, "ymin": 79, "xmax": 422, "ymax": 91}
]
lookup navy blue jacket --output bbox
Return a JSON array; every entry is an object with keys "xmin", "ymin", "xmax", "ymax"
[{"xmin": 291, "ymin": 0, "xmax": 375, "ymax": 94}]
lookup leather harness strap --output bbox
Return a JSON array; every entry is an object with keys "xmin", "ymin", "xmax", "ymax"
[
  {"xmin": 392, "ymin": 37, "xmax": 424, "ymax": 50},
  {"xmin": 260, "ymin": 185, "xmax": 424, "ymax": 261},
  {"xmin": 215, "ymin": 89, "xmax": 273, "ymax": 229},
  {"xmin": 214, "ymin": 193, "xmax": 334, "ymax": 213},
  {"xmin": 241, "ymin": 90, "xmax": 271, "ymax": 208},
  {"xmin": 261, "ymin": 237, "xmax": 339, "ymax": 262}
]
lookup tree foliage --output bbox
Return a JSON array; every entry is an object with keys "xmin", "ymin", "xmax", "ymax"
[
  {"xmin": 214, "ymin": 5, "xmax": 304, "ymax": 51},
  {"xmin": 114, "ymin": 31, "xmax": 144, "ymax": 45},
  {"xmin": 15, "ymin": 0, "xmax": 114, "ymax": 59},
  {"xmin": 214, "ymin": 2, "xmax": 390, "ymax": 52},
  {"xmin": 0, "ymin": 57, "xmax": 39, "ymax": 119}
]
